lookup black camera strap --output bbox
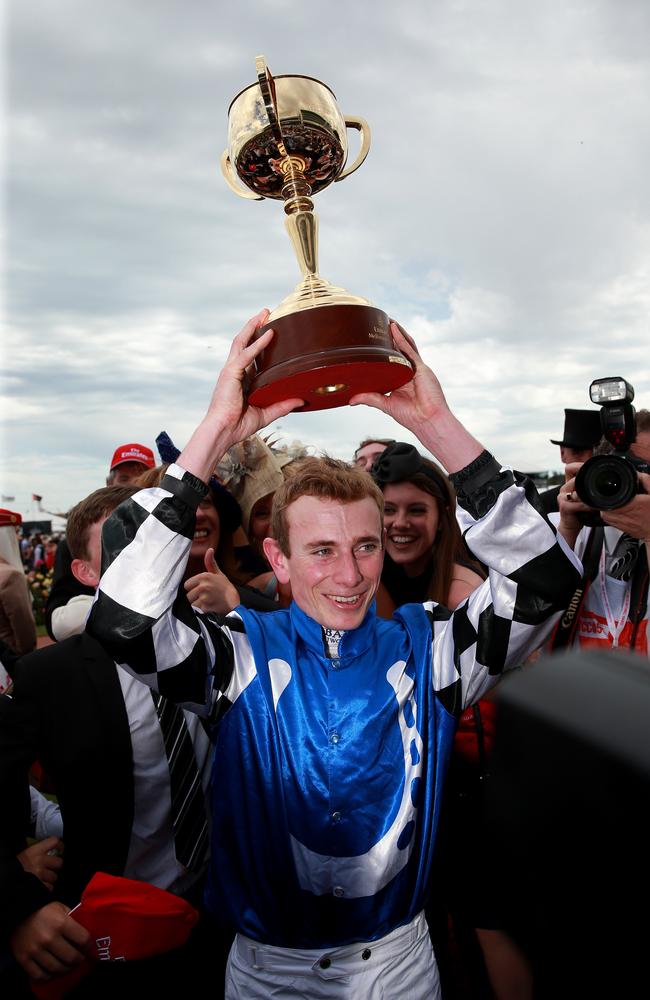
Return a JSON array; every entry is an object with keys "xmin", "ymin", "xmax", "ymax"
[{"xmin": 552, "ymin": 525, "xmax": 604, "ymax": 650}]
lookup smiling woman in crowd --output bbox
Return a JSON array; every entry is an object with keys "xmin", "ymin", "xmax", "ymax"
[{"xmin": 370, "ymin": 441, "xmax": 484, "ymax": 615}]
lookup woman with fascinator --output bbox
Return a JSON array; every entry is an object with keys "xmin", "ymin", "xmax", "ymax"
[{"xmin": 218, "ymin": 435, "xmax": 308, "ymax": 606}]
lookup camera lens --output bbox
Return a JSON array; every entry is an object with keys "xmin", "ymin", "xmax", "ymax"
[
  {"xmin": 575, "ymin": 455, "xmax": 638, "ymax": 510},
  {"xmin": 594, "ymin": 469, "xmax": 622, "ymax": 499}
]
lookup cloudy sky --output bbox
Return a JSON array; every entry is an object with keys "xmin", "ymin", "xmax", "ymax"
[{"xmin": 3, "ymin": 0, "xmax": 649, "ymax": 524}]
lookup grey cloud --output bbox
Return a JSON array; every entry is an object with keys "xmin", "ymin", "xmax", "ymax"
[{"xmin": 4, "ymin": 0, "xmax": 650, "ymax": 516}]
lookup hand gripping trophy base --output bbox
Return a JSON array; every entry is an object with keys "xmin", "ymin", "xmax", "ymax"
[{"xmin": 247, "ymin": 303, "xmax": 413, "ymax": 412}]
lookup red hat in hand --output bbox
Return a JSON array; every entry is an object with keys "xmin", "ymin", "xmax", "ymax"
[{"xmin": 31, "ymin": 873, "xmax": 199, "ymax": 1000}]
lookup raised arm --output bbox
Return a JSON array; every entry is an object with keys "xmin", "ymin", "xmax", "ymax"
[
  {"xmin": 429, "ymin": 456, "xmax": 583, "ymax": 711},
  {"xmin": 87, "ymin": 313, "xmax": 302, "ymax": 711},
  {"xmin": 352, "ymin": 322, "xmax": 584, "ymax": 707},
  {"xmin": 177, "ymin": 309, "xmax": 303, "ymax": 481},
  {"xmin": 349, "ymin": 322, "xmax": 483, "ymax": 473}
]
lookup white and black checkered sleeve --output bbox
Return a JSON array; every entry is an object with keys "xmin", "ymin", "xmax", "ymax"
[
  {"xmin": 86, "ymin": 463, "xmax": 239, "ymax": 716},
  {"xmin": 426, "ymin": 452, "xmax": 583, "ymax": 715}
]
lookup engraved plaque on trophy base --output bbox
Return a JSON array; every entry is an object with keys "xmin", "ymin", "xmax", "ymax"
[{"xmin": 247, "ymin": 304, "xmax": 413, "ymax": 411}]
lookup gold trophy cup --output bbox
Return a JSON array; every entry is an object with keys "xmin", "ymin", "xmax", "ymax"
[{"xmin": 221, "ymin": 57, "xmax": 413, "ymax": 411}]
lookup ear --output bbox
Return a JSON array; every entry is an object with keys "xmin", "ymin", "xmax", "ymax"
[
  {"xmin": 71, "ymin": 558, "xmax": 99, "ymax": 589},
  {"xmin": 263, "ymin": 536, "xmax": 291, "ymax": 585}
]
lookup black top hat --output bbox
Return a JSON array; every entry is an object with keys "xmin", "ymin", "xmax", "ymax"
[{"xmin": 550, "ymin": 409, "xmax": 602, "ymax": 448}]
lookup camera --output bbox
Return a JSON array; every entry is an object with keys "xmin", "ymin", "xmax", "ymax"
[{"xmin": 574, "ymin": 377, "xmax": 649, "ymax": 518}]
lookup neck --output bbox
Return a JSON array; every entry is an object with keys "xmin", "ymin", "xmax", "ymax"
[{"xmin": 402, "ymin": 553, "xmax": 433, "ymax": 578}]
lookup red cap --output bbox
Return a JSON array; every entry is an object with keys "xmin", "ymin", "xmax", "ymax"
[
  {"xmin": 31, "ymin": 873, "xmax": 199, "ymax": 1000},
  {"xmin": 109, "ymin": 443, "xmax": 155, "ymax": 471},
  {"xmin": 0, "ymin": 508, "xmax": 22, "ymax": 527}
]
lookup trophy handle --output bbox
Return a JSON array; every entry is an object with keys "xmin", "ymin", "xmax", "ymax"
[
  {"xmin": 336, "ymin": 117, "xmax": 371, "ymax": 182},
  {"xmin": 220, "ymin": 150, "xmax": 264, "ymax": 201}
]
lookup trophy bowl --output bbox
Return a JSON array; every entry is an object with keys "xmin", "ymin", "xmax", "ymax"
[{"xmin": 222, "ymin": 58, "xmax": 414, "ymax": 412}]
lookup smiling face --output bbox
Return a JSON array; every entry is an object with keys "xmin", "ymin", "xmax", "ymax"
[
  {"xmin": 248, "ymin": 491, "xmax": 275, "ymax": 554},
  {"xmin": 191, "ymin": 497, "xmax": 221, "ymax": 561},
  {"xmin": 383, "ymin": 481, "xmax": 441, "ymax": 577},
  {"xmin": 263, "ymin": 495, "xmax": 384, "ymax": 630}
]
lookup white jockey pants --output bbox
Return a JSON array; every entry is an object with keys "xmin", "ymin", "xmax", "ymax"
[{"xmin": 224, "ymin": 911, "xmax": 440, "ymax": 999}]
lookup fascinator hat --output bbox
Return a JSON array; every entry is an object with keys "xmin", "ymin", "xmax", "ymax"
[
  {"xmin": 217, "ymin": 434, "xmax": 309, "ymax": 534},
  {"xmin": 370, "ymin": 442, "xmax": 449, "ymax": 500},
  {"xmin": 156, "ymin": 431, "xmax": 242, "ymax": 534}
]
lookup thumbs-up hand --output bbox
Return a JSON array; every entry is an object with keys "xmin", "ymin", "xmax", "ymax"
[
  {"xmin": 184, "ymin": 548, "xmax": 240, "ymax": 613},
  {"xmin": 203, "ymin": 548, "xmax": 219, "ymax": 574}
]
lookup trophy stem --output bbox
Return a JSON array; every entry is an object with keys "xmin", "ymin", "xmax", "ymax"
[
  {"xmin": 276, "ymin": 154, "xmax": 319, "ymax": 277},
  {"xmin": 285, "ymin": 212, "xmax": 319, "ymax": 277}
]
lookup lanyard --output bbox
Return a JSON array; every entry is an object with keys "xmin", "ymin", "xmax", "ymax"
[{"xmin": 599, "ymin": 545, "xmax": 631, "ymax": 648}]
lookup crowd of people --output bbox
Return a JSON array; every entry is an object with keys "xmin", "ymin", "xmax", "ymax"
[{"xmin": 1, "ymin": 314, "xmax": 648, "ymax": 999}]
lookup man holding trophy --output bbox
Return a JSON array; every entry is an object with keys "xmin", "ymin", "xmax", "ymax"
[{"xmin": 86, "ymin": 61, "xmax": 580, "ymax": 999}]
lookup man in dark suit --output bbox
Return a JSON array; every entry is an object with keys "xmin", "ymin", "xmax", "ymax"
[{"xmin": 0, "ymin": 485, "xmax": 224, "ymax": 996}]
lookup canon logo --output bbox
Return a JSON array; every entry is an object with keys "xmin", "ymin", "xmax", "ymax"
[{"xmin": 560, "ymin": 588, "xmax": 583, "ymax": 628}]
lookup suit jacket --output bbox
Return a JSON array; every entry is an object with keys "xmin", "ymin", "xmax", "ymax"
[
  {"xmin": 0, "ymin": 632, "xmax": 135, "ymax": 931},
  {"xmin": 1, "ymin": 581, "xmax": 276, "ymax": 937}
]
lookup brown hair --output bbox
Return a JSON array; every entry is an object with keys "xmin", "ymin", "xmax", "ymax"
[
  {"xmin": 66, "ymin": 486, "xmax": 137, "ymax": 560},
  {"xmin": 133, "ymin": 463, "xmax": 169, "ymax": 488},
  {"xmin": 354, "ymin": 438, "xmax": 395, "ymax": 459},
  {"xmin": 271, "ymin": 456, "xmax": 384, "ymax": 556},
  {"xmin": 636, "ymin": 409, "xmax": 650, "ymax": 435},
  {"xmin": 382, "ymin": 457, "xmax": 483, "ymax": 604}
]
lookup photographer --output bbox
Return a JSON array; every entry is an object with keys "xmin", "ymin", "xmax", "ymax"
[{"xmin": 553, "ymin": 405, "xmax": 650, "ymax": 655}]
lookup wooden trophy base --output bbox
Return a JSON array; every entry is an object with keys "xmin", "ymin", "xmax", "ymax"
[{"xmin": 247, "ymin": 304, "xmax": 413, "ymax": 412}]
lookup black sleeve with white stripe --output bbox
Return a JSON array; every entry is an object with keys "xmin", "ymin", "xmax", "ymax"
[
  {"xmin": 428, "ymin": 452, "xmax": 583, "ymax": 713},
  {"xmin": 87, "ymin": 464, "xmax": 237, "ymax": 711}
]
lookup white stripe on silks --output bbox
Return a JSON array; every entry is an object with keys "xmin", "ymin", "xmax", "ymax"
[
  {"xmin": 460, "ymin": 644, "xmax": 488, "ymax": 707},
  {"xmin": 132, "ymin": 485, "xmax": 175, "ymax": 514},
  {"xmin": 429, "ymin": 618, "xmax": 462, "ymax": 692},
  {"xmin": 458, "ymin": 480, "xmax": 558, "ymax": 576},
  {"xmin": 506, "ymin": 618, "xmax": 554, "ymax": 665},
  {"xmin": 221, "ymin": 623, "xmax": 258, "ymax": 705},
  {"xmin": 100, "ymin": 515, "xmax": 189, "ymax": 620},
  {"xmin": 153, "ymin": 612, "xmax": 204, "ymax": 673},
  {"xmin": 484, "ymin": 572, "xmax": 517, "ymax": 621}
]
